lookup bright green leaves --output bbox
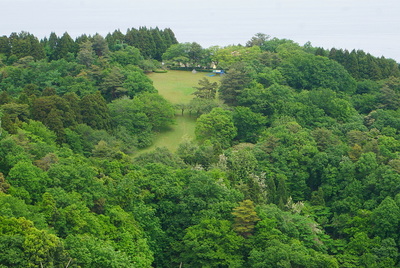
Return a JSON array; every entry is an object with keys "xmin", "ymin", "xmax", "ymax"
[
  {"xmin": 0, "ymin": 216, "xmax": 68, "ymax": 267},
  {"xmin": 232, "ymin": 200, "xmax": 260, "ymax": 238},
  {"xmin": 195, "ymin": 107, "xmax": 237, "ymax": 149},
  {"xmin": 7, "ymin": 161, "xmax": 49, "ymax": 203},
  {"xmin": 181, "ymin": 218, "xmax": 245, "ymax": 268}
]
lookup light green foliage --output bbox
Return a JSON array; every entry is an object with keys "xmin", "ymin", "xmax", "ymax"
[
  {"xmin": 0, "ymin": 216, "xmax": 68, "ymax": 267},
  {"xmin": 248, "ymin": 240, "xmax": 339, "ymax": 268},
  {"xmin": 132, "ymin": 92, "xmax": 175, "ymax": 131},
  {"xmin": 64, "ymin": 235, "xmax": 133, "ymax": 267},
  {"xmin": 77, "ymin": 40, "xmax": 95, "ymax": 67},
  {"xmin": 106, "ymin": 206, "xmax": 154, "ymax": 267},
  {"xmin": 257, "ymin": 66, "xmax": 285, "ymax": 87},
  {"xmin": 232, "ymin": 199, "xmax": 260, "ymax": 238},
  {"xmin": 195, "ymin": 107, "xmax": 237, "ymax": 149},
  {"xmin": 122, "ymin": 66, "xmax": 157, "ymax": 98},
  {"xmin": 211, "ymin": 45, "xmax": 262, "ymax": 69},
  {"xmin": 20, "ymin": 119, "xmax": 57, "ymax": 146},
  {"xmin": 226, "ymin": 144, "xmax": 258, "ymax": 183},
  {"xmin": 0, "ymin": 193, "xmax": 47, "ymax": 228},
  {"xmin": 181, "ymin": 218, "xmax": 245, "ymax": 267},
  {"xmin": 248, "ymin": 204, "xmax": 338, "ymax": 267},
  {"xmin": 262, "ymin": 84, "xmax": 298, "ymax": 115},
  {"xmin": 338, "ymin": 232, "xmax": 398, "ymax": 267},
  {"xmin": 162, "ymin": 42, "xmax": 207, "ymax": 68},
  {"xmin": 111, "ymin": 45, "xmax": 143, "ymax": 66},
  {"xmin": 46, "ymin": 156, "xmax": 98, "ymax": 192},
  {"xmin": 0, "ymin": 135, "xmax": 30, "ymax": 175},
  {"xmin": 7, "ymin": 161, "xmax": 49, "ymax": 203}
]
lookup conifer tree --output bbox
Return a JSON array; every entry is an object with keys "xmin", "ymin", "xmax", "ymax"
[
  {"xmin": 232, "ymin": 199, "xmax": 260, "ymax": 238},
  {"xmin": 54, "ymin": 32, "xmax": 76, "ymax": 60}
]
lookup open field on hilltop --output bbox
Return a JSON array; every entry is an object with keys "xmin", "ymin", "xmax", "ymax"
[
  {"xmin": 147, "ymin": 70, "xmax": 221, "ymax": 104},
  {"xmin": 138, "ymin": 70, "xmax": 221, "ymax": 153}
]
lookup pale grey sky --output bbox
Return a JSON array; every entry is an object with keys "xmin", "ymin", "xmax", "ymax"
[{"xmin": 2, "ymin": 0, "xmax": 400, "ymax": 62}]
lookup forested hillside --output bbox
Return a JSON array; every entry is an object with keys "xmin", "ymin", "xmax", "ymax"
[{"xmin": 1, "ymin": 29, "xmax": 400, "ymax": 267}]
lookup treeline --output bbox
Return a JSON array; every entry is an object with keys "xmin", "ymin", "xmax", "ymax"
[
  {"xmin": 325, "ymin": 47, "xmax": 400, "ymax": 80},
  {"xmin": 1, "ymin": 30, "xmax": 400, "ymax": 267},
  {"xmin": 0, "ymin": 26, "xmax": 177, "ymax": 63},
  {"xmin": 160, "ymin": 33, "xmax": 399, "ymax": 83}
]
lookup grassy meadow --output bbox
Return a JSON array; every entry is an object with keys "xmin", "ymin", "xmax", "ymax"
[
  {"xmin": 147, "ymin": 70, "xmax": 221, "ymax": 104},
  {"xmin": 139, "ymin": 70, "xmax": 221, "ymax": 153}
]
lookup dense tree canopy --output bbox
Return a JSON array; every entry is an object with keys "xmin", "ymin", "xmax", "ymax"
[{"xmin": 1, "ymin": 28, "xmax": 400, "ymax": 267}]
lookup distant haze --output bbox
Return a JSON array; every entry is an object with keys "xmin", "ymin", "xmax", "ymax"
[{"xmin": 3, "ymin": 0, "xmax": 400, "ymax": 62}]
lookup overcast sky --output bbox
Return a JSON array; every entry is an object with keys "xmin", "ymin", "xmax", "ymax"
[{"xmin": 2, "ymin": 0, "xmax": 400, "ymax": 62}]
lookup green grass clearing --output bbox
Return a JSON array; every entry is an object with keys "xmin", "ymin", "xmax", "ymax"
[
  {"xmin": 137, "ymin": 71, "xmax": 221, "ymax": 154},
  {"xmin": 138, "ymin": 114, "xmax": 197, "ymax": 155},
  {"xmin": 147, "ymin": 70, "xmax": 221, "ymax": 104}
]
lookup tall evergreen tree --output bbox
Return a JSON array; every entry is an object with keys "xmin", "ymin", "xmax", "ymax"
[
  {"xmin": 77, "ymin": 40, "xmax": 95, "ymax": 67},
  {"xmin": 150, "ymin": 27, "xmax": 166, "ymax": 61},
  {"xmin": 46, "ymin": 32, "xmax": 59, "ymax": 61},
  {"xmin": 92, "ymin": 34, "xmax": 109, "ymax": 57},
  {"xmin": 219, "ymin": 62, "xmax": 253, "ymax": 106},
  {"xmin": 0, "ymin": 35, "xmax": 11, "ymax": 57},
  {"xmin": 54, "ymin": 32, "xmax": 76, "ymax": 60}
]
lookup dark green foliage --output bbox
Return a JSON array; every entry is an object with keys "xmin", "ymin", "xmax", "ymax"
[
  {"xmin": 123, "ymin": 27, "xmax": 176, "ymax": 60},
  {"xmin": 219, "ymin": 62, "xmax": 254, "ymax": 105},
  {"xmin": 233, "ymin": 106, "xmax": 267, "ymax": 143},
  {"xmin": 31, "ymin": 96, "xmax": 77, "ymax": 142},
  {"xmin": 279, "ymin": 52, "xmax": 357, "ymax": 94},
  {"xmin": 329, "ymin": 48, "xmax": 400, "ymax": 80},
  {"xmin": 80, "ymin": 93, "xmax": 111, "ymax": 130},
  {"xmin": 8, "ymin": 32, "xmax": 45, "ymax": 60},
  {"xmin": 53, "ymin": 32, "xmax": 76, "ymax": 60}
]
